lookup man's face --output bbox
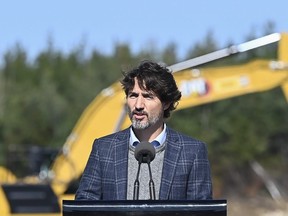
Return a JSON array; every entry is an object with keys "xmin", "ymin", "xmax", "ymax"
[{"xmin": 126, "ymin": 79, "xmax": 165, "ymax": 130}]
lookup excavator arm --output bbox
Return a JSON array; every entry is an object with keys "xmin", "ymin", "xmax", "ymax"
[{"xmin": 175, "ymin": 59, "xmax": 288, "ymax": 109}]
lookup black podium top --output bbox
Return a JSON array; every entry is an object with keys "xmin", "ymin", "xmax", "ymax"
[{"xmin": 63, "ymin": 200, "xmax": 227, "ymax": 216}]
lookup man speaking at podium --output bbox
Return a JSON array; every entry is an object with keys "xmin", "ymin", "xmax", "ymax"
[{"xmin": 75, "ymin": 60, "xmax": 213, "ymax": 200}]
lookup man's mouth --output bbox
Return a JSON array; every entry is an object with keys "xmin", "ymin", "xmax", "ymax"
[{"xmin": 133, "ymin": 111, "xmax": 147, "ymax": 120}]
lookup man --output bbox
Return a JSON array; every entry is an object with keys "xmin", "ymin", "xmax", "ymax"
[{"xmin": 75, "ymin": 60, "xmax": 212, "ymax": 200}]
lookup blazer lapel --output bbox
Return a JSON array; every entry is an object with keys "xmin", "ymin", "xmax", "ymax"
[
  {"xmin": 114, "ymin": 129, "xmax": 130, "ymax": 200},
  {"xmin": 159, "ymin": 128, "xmax": 182, "ymax": 199}
]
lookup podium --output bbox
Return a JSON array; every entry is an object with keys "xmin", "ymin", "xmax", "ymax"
[{"xmin": 62, "ymin": 200, "xmax": 227, "ymax": 216}]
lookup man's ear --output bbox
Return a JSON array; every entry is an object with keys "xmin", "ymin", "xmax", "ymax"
[{"xmin": 163, "ymin": 102, "xmax": 171, "ymax": 110}]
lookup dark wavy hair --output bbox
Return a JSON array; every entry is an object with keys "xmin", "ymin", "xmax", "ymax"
[{"xmin": 120, "ymin": 60, "xmax": 182, "ymax": 118}]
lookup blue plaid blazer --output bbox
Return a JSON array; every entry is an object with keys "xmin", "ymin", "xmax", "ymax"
[{"xmin": 75, "ymin": 127, "xmax": 213, "ymax": 200}]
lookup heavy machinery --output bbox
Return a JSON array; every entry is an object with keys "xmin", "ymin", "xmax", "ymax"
[{"xmin": 0, "ymin": 32, "xmax": 287, "ymax": 215}]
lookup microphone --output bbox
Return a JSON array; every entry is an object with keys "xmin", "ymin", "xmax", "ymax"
[
  {"xmin": 134, "ymin": 141, "xmax": 155, "ymax": 163},
  {"xmin": 133, "ymin": 141, "xmax": 156, "ymax": 200}
]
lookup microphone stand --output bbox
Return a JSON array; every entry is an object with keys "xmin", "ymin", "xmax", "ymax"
[
  {"xmin": 133, "ymin": 141, "xmax": 156, "ymax": 200},
  {"xmin": 133, "ymin": 159, "xmax": 142, "ymax": 200},
  {"xmin": 147, "ymin": 158, "xmax": 156, "ymax": 200}
]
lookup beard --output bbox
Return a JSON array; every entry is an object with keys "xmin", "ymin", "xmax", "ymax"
[{"xmin": 127, "ymin": 107, "xmax": 162, "ymax": 130}]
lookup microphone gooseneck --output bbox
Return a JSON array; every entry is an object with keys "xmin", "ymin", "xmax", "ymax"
[
  {"xmin": 147, "ymin": 161, "xmax": 156, "ymax": 200},
  {"xmin": 133, "ymin": 161, "xmax": 141, "ymax": 200},
  {"xmin": 133, "ymin": 141, "xmax": 156, "ymax": 200}
]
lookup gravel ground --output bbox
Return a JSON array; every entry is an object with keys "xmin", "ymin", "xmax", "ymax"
[{"xmin": 227, "ymin": 196, "xmax": 288, "ymax": 216}]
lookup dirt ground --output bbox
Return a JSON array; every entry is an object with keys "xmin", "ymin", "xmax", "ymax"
[{"xmin": 227, "ymin": 196, "xmax": 288, "ymax": 216}]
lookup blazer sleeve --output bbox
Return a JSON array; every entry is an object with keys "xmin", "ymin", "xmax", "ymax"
[
  {"xmin": 75, "ymin": 139, "xmax": 102, "ymax": 200},
  {"xmin": 187, "ymin": 141, "xmax": 213, "ymax": 199}
]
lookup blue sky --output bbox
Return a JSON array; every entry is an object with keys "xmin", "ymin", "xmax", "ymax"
[{"xmin": 1, "ymin": 0, "xmax": 287, "ymax": 62}]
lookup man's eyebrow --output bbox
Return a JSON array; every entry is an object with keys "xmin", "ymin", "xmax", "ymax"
[
  {"xmin": 143, "ymin": 91, "xmax": 156, "ymax": 97},
  {"xmin": 128, "ymin": 91, "xmax": 138, "ymax": 95}
]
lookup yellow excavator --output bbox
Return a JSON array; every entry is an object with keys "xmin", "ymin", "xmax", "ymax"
[{"xmin": 0, "ymin": 32, "xmax": 287, "ymax": 216}]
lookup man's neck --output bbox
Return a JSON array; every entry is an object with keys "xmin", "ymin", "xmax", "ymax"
[{"xmin": 133, "ymin": 122, "xmax": 164, "ymax": 142}]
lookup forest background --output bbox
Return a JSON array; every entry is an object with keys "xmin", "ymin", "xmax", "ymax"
[{"xmin": 0, "ymin": 22, "xmax": 287, "ymax": 214}]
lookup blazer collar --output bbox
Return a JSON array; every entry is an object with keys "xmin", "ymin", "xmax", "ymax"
[
  {"xmin": 159, "ymin": 127, "xmax": 182, "ymax": 199},
  {"xmin": 114, "ymin": 128, "xmax": 130, "ymax": 200}
]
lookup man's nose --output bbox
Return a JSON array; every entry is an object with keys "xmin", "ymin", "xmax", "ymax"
[{"xmin": 135, "ymin": 96, "xmax": 144, "ymax": 109}]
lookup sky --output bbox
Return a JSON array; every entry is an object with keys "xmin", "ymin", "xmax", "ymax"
[{"xmin": 1, "ymin": 0, "xmax": 287, "ymax": 63}]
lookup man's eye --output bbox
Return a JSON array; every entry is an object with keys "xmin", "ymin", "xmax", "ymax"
[
  {"xmin": 128, "ymin": 94, "xmax": 137, "ymax": 98},
  {"xmin": 146, "ymin": 95, "xmax": 154, "ymax": 99}
]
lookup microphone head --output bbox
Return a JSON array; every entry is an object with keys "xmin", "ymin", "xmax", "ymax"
[{"xmin": 134, "ymin": 141, "xmax": 156, "ymax": 163}]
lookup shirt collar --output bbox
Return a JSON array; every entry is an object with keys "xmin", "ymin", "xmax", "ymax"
[{"xmin": 129, "ymin": 123, "xmax": 167, "ymax": 147}]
